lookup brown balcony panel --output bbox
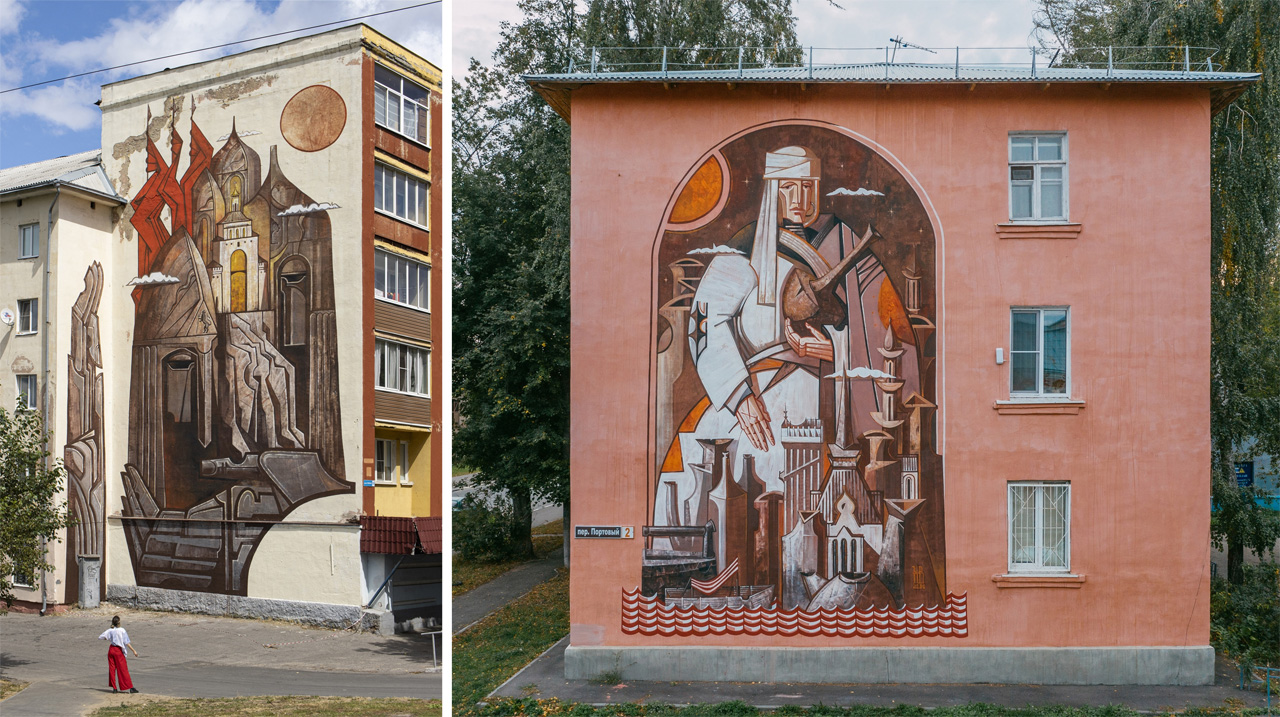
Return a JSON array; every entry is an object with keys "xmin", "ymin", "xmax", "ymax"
[
  {"xmin": 374, "ymin": 389, "xmax": 432, "ymax": 429},
  {"xmin": 375, "ymin": 300, "xmax": 431, "ymax": 343}
]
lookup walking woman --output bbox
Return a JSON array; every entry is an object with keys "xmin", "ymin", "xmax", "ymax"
[{"xmin": 98, "ymin": 615, "xmax": 140, "ymax": 693}]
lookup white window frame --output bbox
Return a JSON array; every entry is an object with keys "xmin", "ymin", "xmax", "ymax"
[
  {"xmin": 16, "ymin": 374, "xmax": 37, "ymax": 410},
  {"xmin": 374, "ymin": 248, "xmax": 430, "ymax": 312},
  {"xmin": 1009, "ymin": 307, "xmax": 1070, "ymax": 399},
  {"xmin": 1007, "ymin": 481, "xmax": 1071, "ymax": 574},
  {"xmin": 374, "ymin": 438, "xmax": 413, "ymax": 486},
  {"xmin": 374, "ymin": 338, "xmax": 430, "ymax": 397},
  {"xmin": 399, "ymin": 442, "xmax": 412, "ymax": 486},
  {"xmin": 374, "ymin": 162, "xmax": 430, "ymax": 229},
  {"xmin": 11, "ymin": 572, "xmax": 34, "ymax": 588},
  {"xmin": 17, "ymin": 299, "xmax": 38, "ymax": 335},
  {"xmin": 374, "ymin": 64, "xmax": 431, "ymax": 147},
  {"xmin": 1008, "ymin": 133, "xmax": 1068, "ymax": 223},
  {"xmin": 19, "ymin": 223, "xmax": 39, "ymax": 259}
]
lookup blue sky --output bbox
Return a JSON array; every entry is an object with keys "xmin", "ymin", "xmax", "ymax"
[
  {"xmin": 0, "ymin": 0, "xmax": 443, "ymax": 170},
  {"xmin": 456, "ymin": 0, "xmax": 1046, "ymax": 77}
]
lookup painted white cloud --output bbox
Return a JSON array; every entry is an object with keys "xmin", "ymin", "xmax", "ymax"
[
  {"xmin": 688, "ymin": 245, "xmax": 744, "ymax": 255},
  {"xmin": 278, "ymin": 202, "xmax": 340, "ymax": 216},
  {"xmin": 825, "ymin": 366, "xmax": 897, "ymax": 380},
  {"xmin": 127, "ymin": 272, "xmax": 180, "ymax": 286},
  {"xmin": 216, "ymin": 129, "xmax": 260, "ymax": 142},
  {"xmin": 827, "ymin": 187, "xmax": 884, "ymax": 197}
]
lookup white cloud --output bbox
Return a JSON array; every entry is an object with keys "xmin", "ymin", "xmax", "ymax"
[
  {"xmin": 3, "ymin": 0, "xmax": 441, "ymax": 133},
  {"xmin": 278, "ymin": 202, "xmax": 340, "ymax": 216},
  {"xmin": 1, "ymin": 79, "xmax": 102, "ymax": 131},
  {"xmin": 827, "ymin": 187, "xmax": 883, "ymax": 197},
  {"xmin": 688, "ymin": 245, "xmax": 744, "ymax": 255},
  {"xmin": 127, "ymin": 272, "xmax": 180, "ymax": 286},
  {"xmin": 0, "ymin": 0, "xmax": 26, "ymax": 36}
]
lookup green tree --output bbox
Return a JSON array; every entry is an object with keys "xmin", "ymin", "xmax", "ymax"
[
  {"xmin": 1036, "ymin": 0, "xmax": 1280, "ymax": 584},
  {"xmin": 453, "ymin": 0, "xmax": 801, "ymax": 559},
  {"xmin": 0, "ymin": 402, "xmax": 74, "ymax": 608}
]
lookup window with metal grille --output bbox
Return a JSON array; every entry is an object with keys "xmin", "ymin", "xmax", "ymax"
[
  {"xmin": 1010, "ymin": 307, "xmax": 1069, "ymax": 397},
  {"xmin": 1009, "ymin": 133, "xmax": 1067, "ymax": 221},
  {"xmin": 1008, "ymin": 482, "xmax": 1070, "ymax": 572},
  {"xmin": 374, "ymin": 65, "xmax": 431, "ymax": 146},
  {"xmin": 374, "ymin": 162, "xmax": 429, "ymax": 227}
]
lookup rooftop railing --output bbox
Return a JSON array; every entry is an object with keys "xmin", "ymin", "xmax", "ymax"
[{"xmin": 559, "ymin": 45, "xmax": 1223, "ymax": 78}]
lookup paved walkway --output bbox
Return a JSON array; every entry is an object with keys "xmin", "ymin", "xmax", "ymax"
[
  {"xmin": 454, "ymin": 548, "xmax": 564, "ymax": 634},
  {"xmin": 490, "ymin": 637, "xmax": 1269, "ymax": 710},
  {"xmin": 0, "ymin": 605, "xmax": 441, "ymax": 716}
]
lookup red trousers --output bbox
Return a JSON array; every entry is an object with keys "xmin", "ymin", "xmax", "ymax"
[{"xmin": 107, "ymin": 645, "xmax": 133, "ymax": 690}]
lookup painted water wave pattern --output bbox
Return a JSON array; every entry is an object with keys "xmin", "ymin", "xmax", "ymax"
[{"xmin": 621, "ymin": 590, "xmax": 969, "ymax": 637}]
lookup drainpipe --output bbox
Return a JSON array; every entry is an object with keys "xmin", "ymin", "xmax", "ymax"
[{"xmin": 39, "ymin": 184, "xmax": 60, "ymax": 616}]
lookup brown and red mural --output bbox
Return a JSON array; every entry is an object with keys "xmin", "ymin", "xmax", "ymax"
[
  {"xmin": 119, "ymin": 98, "xmax": 351, "ymax": 596},
  {"xmin": 631, "ymin": 123, "xmax": 965, "ymax": 637}
]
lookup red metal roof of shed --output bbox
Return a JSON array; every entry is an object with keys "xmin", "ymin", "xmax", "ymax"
[
  {"xmin": 360, "ymin": 515, "xmax": 443, "ymax": 555},
  {"xmin": 415, "ymin": 516, "xmax": 442, "ymax": 554}
]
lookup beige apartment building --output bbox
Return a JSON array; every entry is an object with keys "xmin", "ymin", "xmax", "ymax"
[{"xmin": 2, "ymin": 25, "xmax": 442, "ymax": 630}]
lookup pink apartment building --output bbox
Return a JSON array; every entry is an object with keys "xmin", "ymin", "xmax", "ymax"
[{"xmin": 528, "ymin": 51, "xmax": 1257, "ymax": 684}]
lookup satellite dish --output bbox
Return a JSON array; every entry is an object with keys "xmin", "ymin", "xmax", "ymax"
[{"xmin": 0, "ymin": 308, "xmax": 13, "ymax": 326}]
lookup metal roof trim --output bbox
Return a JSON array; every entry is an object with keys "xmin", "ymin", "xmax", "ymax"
[
  {"xmin": 525, "ymin": 63, "xmax": 1259, "ymax": 84},
  {"xmin": 525, "ymin": 63, "xmax": 1259, "ymax": 122}
]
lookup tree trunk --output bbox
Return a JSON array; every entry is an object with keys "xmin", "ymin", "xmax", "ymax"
[
  {"xmin": 563, "ymin": 495, "xmax": 571, "ymax": 568},
  {"xmin": 510, "ymin": 487, "xmax": 536, "ymax": 560},
  {"xmin": 1227, "ymin": 536, "xmax": 1245, "ymax": 585}
]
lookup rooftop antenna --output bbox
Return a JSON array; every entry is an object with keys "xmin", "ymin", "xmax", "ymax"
[{"xmin": 889, "ymin": 36, "xmax": 936, "ymax": 64}]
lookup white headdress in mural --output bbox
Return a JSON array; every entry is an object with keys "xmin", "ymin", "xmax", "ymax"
[{"xmin": 751, "ymin": 146, "xmax": 821, "ymax": 304}]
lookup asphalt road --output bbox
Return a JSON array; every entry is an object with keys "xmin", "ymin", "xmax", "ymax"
[{"xmin": 1, "ymin": 605, "xmax": 441, "ymax": 716}]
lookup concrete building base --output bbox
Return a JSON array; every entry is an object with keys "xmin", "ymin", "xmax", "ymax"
[
  {"xmin": 563, "ymin": 645, "xmax": 1216, "ymax": 686},
  {"xmin": 106, "ymin": 584, "xmax": 362, "ymax": 629}
]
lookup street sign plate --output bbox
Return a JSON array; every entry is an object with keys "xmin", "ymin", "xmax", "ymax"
[{"xmin": 575, "ymin": 525, "xmax": 634, "ymax": 539}]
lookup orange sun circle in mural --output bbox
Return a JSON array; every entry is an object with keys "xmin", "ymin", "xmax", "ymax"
[{"xmin": 280, "ymin": 85, "xmax": 347, "ymax": 152}]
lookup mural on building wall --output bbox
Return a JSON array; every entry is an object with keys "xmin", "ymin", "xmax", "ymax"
[
  {"xmin": 65, "ymin": 262, "xmax": 106, "ymax": 600},
  {"xmin": 119, "ymin": 95, "xmax": 351, "ymax": 596},
  {"xmin": 631, "ymin": 123, "xmax": 966, "ymax": 637}
]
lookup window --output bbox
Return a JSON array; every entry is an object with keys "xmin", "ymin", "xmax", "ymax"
[
  {"xmin": 17, "ymin": 299, "xmax": 37, "ymax": 335},
  {"xmin": 1008, "ymin": 482, "xmax": 1070, "ymax": 573},
  {"xmin": 1009, "ymin": 134, "xmax": 1067, "ymax": 221},
  {"xmin": 375, "ymin": 438, "xmax": 413, "ymax": 485},
  {"xmin": 374, "ymin": 65, "xmax": 431, "ymax": 145},
  {"xmin": 1010, "ymin": 308, "xmax": 1069, "ymax": 397},
  {"xmin": 19, "ymin": 224, "xmax": 39, "ymax": 258},
  {"xmin": 374, "ymin": 339, "xmax": 430, "ymax": 396},
  {"xmin": 375, "ymin": 162, "xmax": 429, "ymax": 227},
  {"xmin": 12, "ymin": 571, "xmax": 34, "ymax": 588},
  {"xmin": 375, "ymin": 249, "xmax": 430, "ymax": 311},
  {"xmin": 16, "ymin": 374, "xmax": 37, "ymax": 410}
]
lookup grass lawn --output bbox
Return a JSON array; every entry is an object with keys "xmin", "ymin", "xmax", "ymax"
[
  {"xmin": 453, "ymin": 520, "xmax": 565, "ymax": 597},
  {"xmin": 453, "ymin": 568, "xmax": 570, "ymax": 713},
  {"xmin": 467, "ymin": 703, "xmax": 1271, "ymax": 716},
  {"xmin": 91, "ymin": 696, "xmax": 441, "ymax": 716},
  {"xmin": 453, "ymin": 465, "xmax": 476, "ymax": 477},
  {"xmin": 0, "ymin": 678, "xmax": 29, "ymax": 701}
]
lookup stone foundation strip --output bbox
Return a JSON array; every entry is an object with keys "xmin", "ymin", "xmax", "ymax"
[{"xmin": 106, "ymin": 583, "xmax": 363, "ymax": 629}]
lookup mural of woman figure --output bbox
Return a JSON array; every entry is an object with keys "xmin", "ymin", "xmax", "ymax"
[
  {"xmin": 98, "ymin": 615, "xmax": 141, "ymax": 694},
  {"xmin": 646, "ymin": 129, "xmax": 940, "ymax": 616}
]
